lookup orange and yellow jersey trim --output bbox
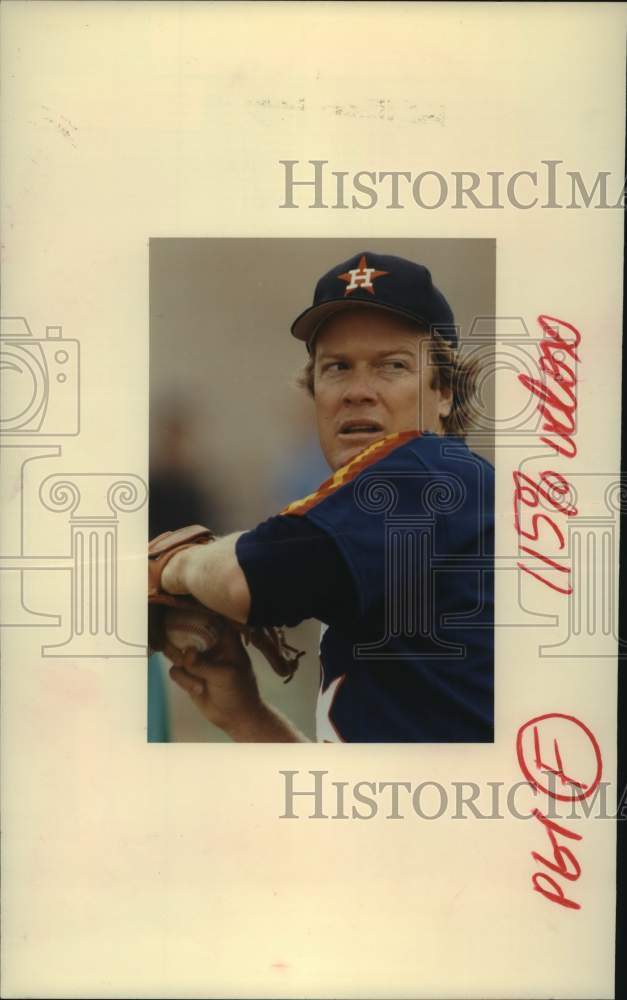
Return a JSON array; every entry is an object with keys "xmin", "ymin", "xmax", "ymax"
[{"xmin": 280, "ymin": 430, "xmax": 422, "ymax": 517}]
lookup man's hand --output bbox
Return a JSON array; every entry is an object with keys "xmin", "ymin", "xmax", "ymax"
[
  {"xmin": 166, "ymin": 617, "xmax": 261, "ymax": 733},
  {"xmin": 165, "ymin": 611, "xmax": 308, "ymax": 742}
]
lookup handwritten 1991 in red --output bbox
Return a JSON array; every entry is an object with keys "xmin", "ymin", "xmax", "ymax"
[
  {"xmin": 514, "ymin": 315, "xmax": 581, "ymax": 594},
  {"xmin": 516, "ymin": 713, "xmax": 603, "ymax": 911}
]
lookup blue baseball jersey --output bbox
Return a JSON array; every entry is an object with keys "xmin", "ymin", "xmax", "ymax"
[{"xmin": 236, "ymin": 431, "xmax": 494, "ymax": 743}]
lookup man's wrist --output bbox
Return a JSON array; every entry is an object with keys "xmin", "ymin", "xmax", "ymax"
[
  {"xmin": 162, "ymin": 545, "xmax": 197, "ymax": 595},
  {"xmin": 161, "ymin": 534, "xmax": 251, "ymax": 623},
  {"xmin": 224, "ymin": 701, "xmax": 309, "ymax": 743}
]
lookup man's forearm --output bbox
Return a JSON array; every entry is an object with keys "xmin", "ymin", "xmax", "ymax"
[
  {"xmin": 161, "ymin": 532, "xmax": 252, "ymax": 623},
  {"xmin": 225, "ymin": 702, "xmax": 310, "ymax": 743}
]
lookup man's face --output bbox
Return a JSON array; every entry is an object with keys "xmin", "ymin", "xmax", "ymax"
[{"xmin": 312, "ymin": 308, "xmax": 453, "ymax": 471}]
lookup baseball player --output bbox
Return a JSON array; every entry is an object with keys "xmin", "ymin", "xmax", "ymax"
[{"xmin": 148, "ymin": 251, "xmax": 494, "ymax": 743}]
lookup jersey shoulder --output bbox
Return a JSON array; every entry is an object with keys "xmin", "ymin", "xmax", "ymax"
[{"xmin": 281, "ymin": 431, "xmax": 493, "ymax": 522}]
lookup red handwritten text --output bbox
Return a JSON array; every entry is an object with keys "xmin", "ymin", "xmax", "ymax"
[
  {"xmin": 515, "ymin": 315, "xmax": 581, "ymax": 594},
  {"xmin": 516, "ymin": 713, "xmax": 603, "ymax": 911},
  {"xmin": 518, "ymin": 314, "xmax": 581, "ymax": 459}
]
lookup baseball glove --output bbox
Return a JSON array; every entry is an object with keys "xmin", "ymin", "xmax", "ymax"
[{"xmin": 148, "ymin": 525, "xmax": 303, "ymax": 682}]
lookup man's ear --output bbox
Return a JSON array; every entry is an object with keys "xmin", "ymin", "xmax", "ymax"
[{"xmin": 438, "ymin": 384, "xmax": 453, "ymax": 421}]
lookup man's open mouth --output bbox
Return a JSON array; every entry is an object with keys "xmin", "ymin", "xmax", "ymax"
[{"xmin": 338, "ymin": 420, "xmax": 384, "ymax": 436}]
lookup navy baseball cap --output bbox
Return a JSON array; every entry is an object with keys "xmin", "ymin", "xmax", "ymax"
[{"xmin": 291, "ymin": 251, "xmax": 457, "ymax": 351}]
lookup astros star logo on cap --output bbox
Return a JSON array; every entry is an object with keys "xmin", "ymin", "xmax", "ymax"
[{"xmin": 337, "ymin": 254, "xmax": 388, "ymax": 296}]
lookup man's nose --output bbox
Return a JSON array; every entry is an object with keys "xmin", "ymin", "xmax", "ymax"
[{"xmin": 342, "ymin": 368, "xmax": 378, "ymax": 404}]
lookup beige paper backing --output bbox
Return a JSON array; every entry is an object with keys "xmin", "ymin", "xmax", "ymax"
[{"xmin": 1, "ymin": 2, "xmax": 625, "ymax": 997}]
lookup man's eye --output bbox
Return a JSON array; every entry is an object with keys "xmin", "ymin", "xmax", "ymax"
[
  {"xmin": 381, "ymin": 359, "xmax": 408, "ymax": 370},
  {"xmin": 322, "ymin": 361, "xmax": 347, "ymax": 373}
]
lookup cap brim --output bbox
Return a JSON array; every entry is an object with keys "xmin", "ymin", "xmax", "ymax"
[{"xmin": 290, "ymin": 298, "xmax": 431, "ymax": 349}]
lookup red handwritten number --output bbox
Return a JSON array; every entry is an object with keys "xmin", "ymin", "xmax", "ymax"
[
  {"xmin": 516, "ymin": 714, "xmax": 604, "ymax": 913},
  {"xmin": 517, "ymin": 562, "xmax": 572, "ymax": 594},
  {"xmin": 513, "ymin": 470, "xmax": 577, "ymax": 594},
  {"xmin": 531, "ymin": 808, "xmax": 582, "ymax": 882},
  {"xmin": 515, "ymin": 537, "xmax": 572, "ymax": 596},
  {"xmin": 516, "ymin": 513, "xmax": 565, "ymax": 549},
  {"xmin": 531, "ymin": 872, "xmax": 581, "ymax": 911},
  {"xmin": 530, "ymin": 809, "xmax": 582, "ymax": 909}
]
